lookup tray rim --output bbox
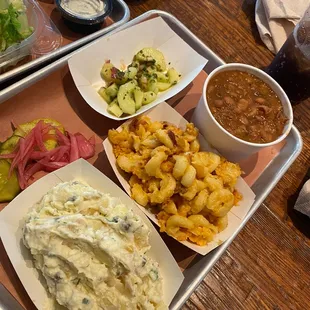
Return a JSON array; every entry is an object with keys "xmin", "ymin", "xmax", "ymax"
[
  {"xmin": 0, "ymin": 0, "xmax": 130, "ymax": 85},
  {"xmin": 0, "ymin": 9, "xmax": 304, "ymax": 310}
]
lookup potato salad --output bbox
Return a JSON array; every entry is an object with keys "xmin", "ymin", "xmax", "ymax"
[{"xmin": 23, "ymin": 181, "xmax": 166, "ymax": 310}]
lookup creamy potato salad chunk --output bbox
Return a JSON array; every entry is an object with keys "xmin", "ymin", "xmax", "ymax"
[{"xmin": 23, "ymin": 181, "xmax": 166, "ymax": 310}]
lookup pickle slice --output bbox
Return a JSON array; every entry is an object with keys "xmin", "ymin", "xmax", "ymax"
[
  {"xmin": 14, "ymin": 118, "xmax": 65, "ymax": 151},
  {"xmin": 0, "ymin": 119, "xmax": 65, "ymax": 155},
  {"xmin": 0, "ymin": 159, "xmax": 20, "ymax": 202},
  {"xmin": 0, "ymin": 135, "xmax": 20, "ymax": 154}
]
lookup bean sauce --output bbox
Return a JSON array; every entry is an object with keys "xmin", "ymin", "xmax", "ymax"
[{"xmin": 207, "ymin": 70, "xmax": 288, "ymax": 144}]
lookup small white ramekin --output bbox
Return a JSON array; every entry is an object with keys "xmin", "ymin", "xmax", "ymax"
[{"xmin": 192, "ymin": 63, "xmax": 293, "ymax": 162}]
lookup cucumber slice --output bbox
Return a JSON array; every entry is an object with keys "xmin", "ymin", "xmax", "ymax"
[
  {"xmin": 98, "ymin": 87, "xmax": 112, "ymax": 103},
  {"xmin": 0, "ymin": 159, "xmax": 20, "ymax": 202},
  {"xmin": 148, "ymin": 79, "xmax": 159, "ymax": 94},
  {"xmin": 156, "ymin": 72, "xmax": 169, "ymax": 83},
  {"xmin": 100, "ymin": 62, "xmax": 114, "ymax": 83},
  {"xmin": 133, "ymin": 87, "xmax": 143, "ymax": 110},
  {"xmin": 135, "ymin": 48, "xmax": 167, "ymax": 72},
  {"xmin": 114, "ymin": 70, "xmax": 129, "ymax": 85},
  {"xmin": 110, "ymin": 98, "xmax": 118, "ymax": 105},
  {"xmin": 128, "ymin": 67, "xmax": 138, "ymax": 80},
  {"xmin": 157, "ymin": 82, "xmax": 172, "ymax": 91},
  {"xmin": 128, "ymin": 61, "xmax": 139, "ymax": 69},
  {"xmin": 108, "ymin": 102, "xmax": 123, "ymax": 118},
  {"xmin": 168, "ymin": 68, "xmax": 180, "ymax": 85},
  {"xmin": 142, "ymin": 91, "xmax": 156, "ymax": 105},
  {"xmin": 100, "ymin": 62, "xmax": 128, "ymax": 84},
  {"xmin": 118, "ymin": 81, "xmax": 137, "ymax": 115},
  {"xmin": 106, "ymin": 83, "xmax": 119, "ymax": 98}
]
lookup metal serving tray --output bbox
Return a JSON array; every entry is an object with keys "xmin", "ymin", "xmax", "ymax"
[
  {"xmin": 0, "ymin": 10, "xmax": 303, "ymax": 310},
  {"xmin": 0, "ymin": 0, "xmax": 129, "ymax": 85}
]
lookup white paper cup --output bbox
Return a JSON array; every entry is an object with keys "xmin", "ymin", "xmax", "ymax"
[{"xmin": 192, "ymin": 63, "xmax": 293, "ymax": 162}]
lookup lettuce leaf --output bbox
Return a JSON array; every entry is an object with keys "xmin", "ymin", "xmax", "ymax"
[{"xmin": 0, "ymin": 0, "xmax": 33, "ymax": 52}]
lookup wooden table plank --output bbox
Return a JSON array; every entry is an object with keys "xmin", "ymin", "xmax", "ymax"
[
  {"xmin": 183, "ymin": 206, "xmax": 310, "ymax": 310},
  {"xmin": 125, "ymin": 0, "xmax": 310, "ymax": 309}
]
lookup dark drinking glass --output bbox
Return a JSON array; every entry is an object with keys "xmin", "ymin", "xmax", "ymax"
[{"xmin": 266, "ymin": 6, "xmax": 310, "ymax": 104}]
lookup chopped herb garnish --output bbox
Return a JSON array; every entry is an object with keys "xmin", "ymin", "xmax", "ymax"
[
  {"xmin": 121, "ymin": 221, "xmax": 132, "ymax": 232},
  {"xmin": 71, "ymin": 278, "xmax": 81, "ymax": 285},
  {"xmin": 107, "ymin": 216, "xmax": 119, "ymax": 223},
  {"xmin": 67, "ymin": 196, "xmax": 77, "ymax": 202},
  {"xmin": 82, "ymin": 298, "xmax": 89, "ymax": 305},
  {"xmin": 142, "ymin": 257, "xmax": 147, "ymax": 267},
  {"xmin": 149, "ymin": 269, "xmax": 159, "ymax": 281},
  {"xmin": 54, "ymin": 272, "xmax": 62, "ymax": 282}
]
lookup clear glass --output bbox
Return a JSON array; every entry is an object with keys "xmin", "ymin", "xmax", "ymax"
[
  {"xmin": 266, "ymin": 5, "xmax": 310, "ymax": 103},
  {"xmin": 0, "ymin": 0, "xmax": 62, "ymax": 73},
  {"xmin": 0, "ymin": 0, "xmax": 38, "ymax": 73}
]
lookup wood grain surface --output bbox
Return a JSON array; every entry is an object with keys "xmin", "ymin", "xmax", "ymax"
[
  {"xmin": 124, "ymin": 0, "xmax": 310, "ymax": 309},
  {"xmin": 0, "ymin": 0, "xmax": 309, "ymax": 309}
]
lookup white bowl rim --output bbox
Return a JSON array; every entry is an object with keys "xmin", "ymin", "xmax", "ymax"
[{"xmin": 202, "ymin": 63, "xmax": 294, "ymax": 148}]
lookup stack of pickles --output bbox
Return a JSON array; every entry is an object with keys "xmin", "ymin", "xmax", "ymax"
[{"xmin": 0, "ymin": 119, "xmax": 64, "ymax": 202}]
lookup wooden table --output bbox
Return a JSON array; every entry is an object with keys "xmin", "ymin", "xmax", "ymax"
[
  {"xmin": 0, "ymin": 1, "xmax": 309, "ymax": 309},
  {"xmin": 124, "ymin": 0, "xmax": 310, "ymax": 309}
]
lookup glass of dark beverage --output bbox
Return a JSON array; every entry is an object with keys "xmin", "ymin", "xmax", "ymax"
[{"xmin": 266, "ymin": 5, "xmax": 310, "ymax": 104}]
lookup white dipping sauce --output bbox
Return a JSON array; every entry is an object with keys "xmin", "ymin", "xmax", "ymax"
[{"xmin": 61, "ymin": 0, "xmax": 106, "ymax": 18}]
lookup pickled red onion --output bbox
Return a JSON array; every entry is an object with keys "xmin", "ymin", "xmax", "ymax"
[{"xmin": 0, "ymin": 121, "xmax": 95, "ymax": 189}]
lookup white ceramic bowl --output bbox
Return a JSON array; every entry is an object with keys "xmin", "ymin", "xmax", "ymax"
[{"xmin": 192, "ymin": 63, "xmax": 293, "ymax": 162}]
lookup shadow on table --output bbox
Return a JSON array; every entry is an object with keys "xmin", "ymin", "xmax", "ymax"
[
  {"xmin": 287, "ymin": 167, "xmax": 310, "ymax": 239},
  {"xmin": 241, "ymin": 0, "xmax": 271, "ymax": 50}
]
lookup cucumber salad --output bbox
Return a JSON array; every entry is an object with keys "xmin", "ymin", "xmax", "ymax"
[{"xmin": 98, "ymin": 47, "xmax": 181, "ymax": 117}]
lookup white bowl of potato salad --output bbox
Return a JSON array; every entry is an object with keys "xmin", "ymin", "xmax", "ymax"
[
  {"xmin": 23, "ymin": 181, "xmax": 167, "ymax": 309},
  {"xmin": 68, "ymin": 17, "xmax": 207, "ymax": 120},
  {"xmin": 0, "ymin": 159, "xmax": 184, "ymax": 310}
]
